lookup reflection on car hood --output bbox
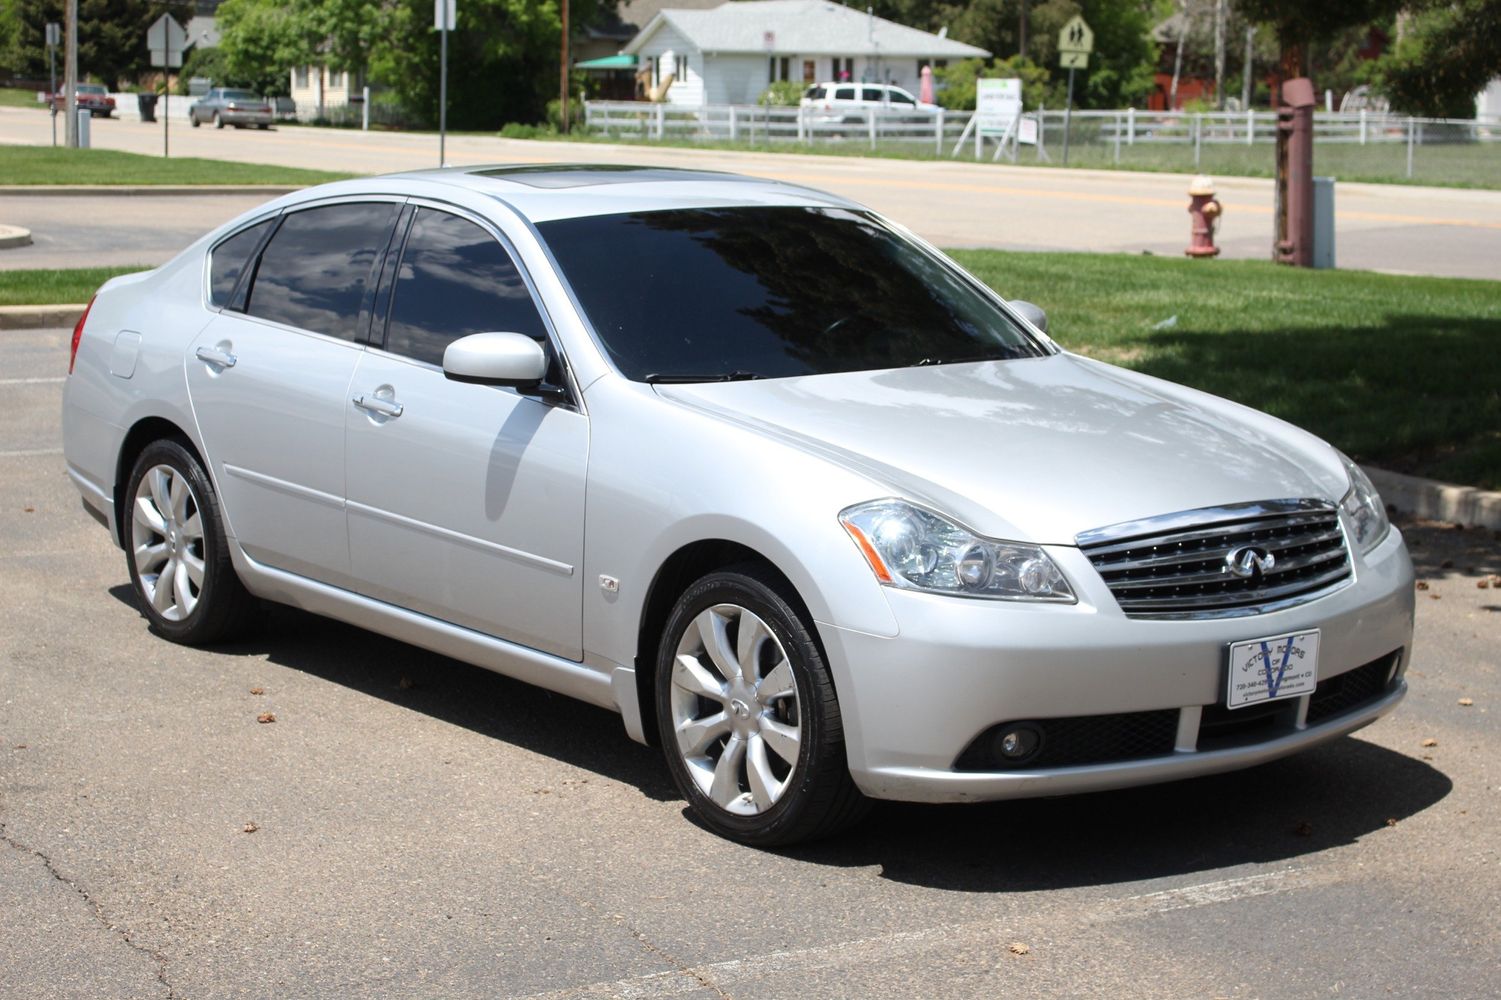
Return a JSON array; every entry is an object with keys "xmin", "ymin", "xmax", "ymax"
[{"xmin": 656, "ymin": 353, "xmax": 1349, "ymax": 545}]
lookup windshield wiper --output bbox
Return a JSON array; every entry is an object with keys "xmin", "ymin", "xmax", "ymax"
[
  {"xmin": 914, "ymin": 353, "xmax": 1003, "ymax": 367},
  {"xmin": 644, "ymin": 370, "xmax": 766, "ymax": 384}
]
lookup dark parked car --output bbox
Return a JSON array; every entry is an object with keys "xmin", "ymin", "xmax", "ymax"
[
  {"xmin": 48, "ymin": 83, "xmax": 115, "ymax": 117},
  {"xmin": 189, "ymin": 88, "xmax": 273, "ymax": 129}
]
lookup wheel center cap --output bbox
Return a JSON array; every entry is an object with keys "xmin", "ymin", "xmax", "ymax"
[{"xmin": 730, "ymin": 698, "xmax": 752, "ymax": 720}]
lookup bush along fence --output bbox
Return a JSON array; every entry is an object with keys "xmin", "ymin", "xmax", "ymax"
[{"xmin": 582, "ymin": 101, "xmax": 1501, "ymax": 188}]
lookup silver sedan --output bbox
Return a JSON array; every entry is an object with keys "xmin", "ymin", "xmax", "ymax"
[{"xmin": 61, "ymin": 165, "xmax": 1414, "ymax": 845}]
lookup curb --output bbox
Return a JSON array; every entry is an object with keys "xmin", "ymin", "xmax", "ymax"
[
  {"xmin": 2, "ymin": 300, "xmax": 1498, "ymax": 530},
  {"xmin": 0, "ymin": 224, "xmax": 32, "ymax": 249},
  {"xmin": 0, "ymin": 303, "xmax": 84, "ymax": 329},
  {"xmin": 0, "ymin": 185, "xmax": 304, "ymax": 197},
  {"xmin": 1364, "ymin": 467, "xmax": 1501, "ymax": 532}
]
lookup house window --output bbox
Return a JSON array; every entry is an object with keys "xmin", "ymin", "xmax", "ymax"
[
  {"xmin": 295, "ymin": 66, "xmax": 309, "ymax": 88},
  {"xmin": 769, "ymin": 56, "xmax": 791, "ymax": 82},
  {"xmin": 833, "ymin": 57, "xmax": 854, "ymax": 82},
  {"xmin": 654, "ymin": 53, "xmax": 688, "ymax": 86},
  {"xmin": 802, "ymin": 60, "xmax": 815, "ymax": 83}
]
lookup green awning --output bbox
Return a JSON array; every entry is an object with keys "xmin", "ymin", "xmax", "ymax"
[{"xmin": 574, "ymin": 54, "xmax": 637, "ymax": 70}]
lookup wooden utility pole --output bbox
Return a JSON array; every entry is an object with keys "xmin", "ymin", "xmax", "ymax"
[
  {"xmin": 560, "ymin": 0, "xmax": 570, "ymax": 133},
  {"xmin": 1018, "ymin": 0, "xmax": 1028, "ymax": 57},
  {"xmin": 1242, "ymin": 26, "xmax": 1254, "ymax": 108},
  {"xmin": 63, "ymin": 0, "xmax": 77, "ymax": 146},
  {"xmin": 1214, "ymin": 0, "xmax": 1227, "ymax": 109}
]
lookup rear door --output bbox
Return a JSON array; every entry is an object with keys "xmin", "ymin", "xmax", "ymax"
[
  {"xmin": 343, "ymin": 204, "xmax": 588, "ymax": 659},
  {"xmin": 187, "ymin": 199, "xmax": 400, "ymax": 589}
]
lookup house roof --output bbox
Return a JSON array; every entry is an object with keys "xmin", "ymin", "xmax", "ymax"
[{"xmin": 624, "ymin": 1, "xmax": 990, "ymax": 59}]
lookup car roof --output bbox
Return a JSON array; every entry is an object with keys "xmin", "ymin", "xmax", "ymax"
[{"xmin": 364, "ymin": 163, "xmax": 863, "ymax": 223}]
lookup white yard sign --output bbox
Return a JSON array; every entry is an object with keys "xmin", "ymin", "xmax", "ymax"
[{"xmin": 976, "ymin": 78, "xmax": 1022, "ymax": 137}]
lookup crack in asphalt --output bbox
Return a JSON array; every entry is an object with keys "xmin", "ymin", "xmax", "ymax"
[{"xmin": 0, "ymin": 821, "xmax": 176, "ymax": 999}]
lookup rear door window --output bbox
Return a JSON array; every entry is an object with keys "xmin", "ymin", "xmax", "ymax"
[
  {"xmin": 209, "ymin": 218, "xmax": 273, "ymax": 309},
  {"xmin": 834, "ymin": 86, "xmax": 855, "ymax": 101},
  {"xmin": 803, "ymin": 86, "xmax": 825, "ymax": 100},
  {"xmin": 861, "ymin": 87, "xmax": 883, "ymax": 102},
  {"xmin": 246, "ymin": 202, "xmax": 398, "ymax": 341},
  {"xmin": 380, "ymin": 207, "xmax": 547, "ymax": 367}
]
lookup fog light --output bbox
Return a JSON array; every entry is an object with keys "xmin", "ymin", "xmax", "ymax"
[{"xmin": 994, "ymin": 724, "xmax": 1042, "ymax": 763}]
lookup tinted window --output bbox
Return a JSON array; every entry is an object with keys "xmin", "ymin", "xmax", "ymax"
[
  {"xmin": 538, "ymin": 207, "xmax": 1045, "ymax": 382},
  {"xmin": 383, "ymin": 208, "xmax": 546, "ymax": 366},
  {"xmin": 861, "ymin": 87, "xmax": 883, "ymax": 101},
  {"xmin": 222, "ymin": 90, "xmax": 259, "ymax": 101},
  {"xmin": 247, "ymin": 202, "xmax": 397, "ymax": 341},
  {"xmin": 834, "ymin": 86, "xmax": 855, "ymax": 100},
  {"xmin": 890, "ymin": 90, "xmax": 915, "ymax": 105},
  {"xmin": 209, "ymin": 218, "xmax": 272, "ymax": 308},
  {"xmin": 804, "ymin": 86, "xmax": 825, "ymax": 100}
]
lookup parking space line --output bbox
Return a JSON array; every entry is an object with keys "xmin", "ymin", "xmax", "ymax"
[
  {"xmin": 0, "ymin": 448, "xmax": 62, "ymax": 457},
  {"xmin": 0, "ymin": 377, "xmax": 65, "ymax": 385}
]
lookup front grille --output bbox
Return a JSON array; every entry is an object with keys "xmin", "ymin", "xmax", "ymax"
[
  {"xmin": 1306, "ymin": 651, "xmax": 1399, "ymax": 725},
  {"xmin": 954, "ymin": 709, "xmax": 1179, "ymax": 771},
  {"xmin": 1078, "ymin": 499, "xmax": 1351, "ymax": 619}
]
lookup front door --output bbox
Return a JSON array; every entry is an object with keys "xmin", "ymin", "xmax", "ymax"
[{"xmin": 343, "ymin": 205, "xmax": 588, "ymax": 660}]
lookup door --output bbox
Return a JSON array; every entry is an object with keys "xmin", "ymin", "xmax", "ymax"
[
  {"xmin": 187, "ymin": 200, "xmax": 399, "ymax": 588},
  {"xmin": 344, "ymin": 206, "xmax": 588, "ymax": 660}
]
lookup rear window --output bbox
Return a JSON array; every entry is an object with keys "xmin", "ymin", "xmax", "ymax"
[
  {"xmin": 246, "ymin": 202, "xmax": 398, "ymax": 341},
  {"xmin": 803, "ymin": 86, "xmax": 826, "ymax": 100},
  {"xmin": 77, "ymin": 84, "xmax": 106, "ymax": 95},
  {"xmin": 834, "ymin": 86, "xmax": 855, "ymax": 100},
  {"xmin": 537, "ymin": 206, "xmax": 1044, "ymax": 382},
  {"xmin": 209, "ymin": 218, "xmax": 273, "ymax": 309},
  {"xmin": 222, "ymin": 90, "xmax": 259, "ymax": 101},
  {"xmin": 861, "ymin": 87, "xmax": 883, "ymax": 101}
]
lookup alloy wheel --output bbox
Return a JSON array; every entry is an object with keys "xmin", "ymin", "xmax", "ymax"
[
  {"xmin": 669, "ymin": 604, "xmax": 802, "ymax": 816},
  {"xmin": 131, "ymin": 464, "xmax": 206, "ymax": 622}
]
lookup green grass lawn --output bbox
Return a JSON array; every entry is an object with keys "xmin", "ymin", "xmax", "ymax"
[
  {"xmin": 0, "ymin": 146, "xmax": 355, "ymax": 186},
  {"xmin": 0, "ymin": 86, "xmax": 47, "ymax": 108},
  {"xmin": 951, "ymin": 250, "xmax": 1501, "ymax": 489},
  {"xmin": 3, "ymin": 252, "xmax": 1497, "ymax": 488},
  {"xmin": 0, "ymin": 266, "xmax": 150, "ymax": 307}
]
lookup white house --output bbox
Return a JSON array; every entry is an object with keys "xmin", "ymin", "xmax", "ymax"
[{"xmin": 623, "ymin": 0, "xmax": 989, "ymax": 106}]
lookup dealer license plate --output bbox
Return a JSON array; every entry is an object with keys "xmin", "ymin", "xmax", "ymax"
[{"xmin": 1226, "ymin": 630, "xmax": 1320, "ymax": 710}]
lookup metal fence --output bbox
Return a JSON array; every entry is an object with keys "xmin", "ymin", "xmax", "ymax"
[{"xmin": 583, "ymin": 100, "xmax": 1501, "ymax": 187}]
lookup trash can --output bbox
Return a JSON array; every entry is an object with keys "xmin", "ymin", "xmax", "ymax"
[{"xmin": 137, "ymin": 92, "xmax": 159, "ymax": 123}]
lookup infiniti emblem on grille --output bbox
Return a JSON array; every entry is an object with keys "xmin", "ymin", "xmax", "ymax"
[{"xmin": 1226, "ymin": 546, "xmax": 1276, "ymax": 579}]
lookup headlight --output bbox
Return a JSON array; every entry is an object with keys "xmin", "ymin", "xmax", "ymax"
[
  {"xmin": 839, "ymin": 499, "xmax": 1075, "ymax": 602},
  {"xmin": 1337, "ymin": 451, "xmax": 1390, "ymax": 554}
]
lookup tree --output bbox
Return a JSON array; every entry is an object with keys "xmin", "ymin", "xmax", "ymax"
[
  {"xmin": 216, "ymin": 0, "xmax": 319, "ymax": 97},
  {"xmin": 933, "ymin": 54, "xmax": 1063, "ymax": 110},
  {"xmin": 1236, "ymin": 0, "xmax": 1404, "ymax": 86},
  {"xmin": 1369, "ymin": 0, "xmax": 1501, "ymax": 117},
  {"xmin": 8, "ymin": 0, "xmax": 172, "ymax": 87}
]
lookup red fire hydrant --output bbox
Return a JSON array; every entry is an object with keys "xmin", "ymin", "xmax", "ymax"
[{"xmin": 1186, "ymin": 175, "xmax": 1222, "ymax": 258}]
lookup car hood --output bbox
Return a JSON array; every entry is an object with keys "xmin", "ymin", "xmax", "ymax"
[{"xmin": 655, "ymin": 353, "xmax": 1350, "ymax": 545}]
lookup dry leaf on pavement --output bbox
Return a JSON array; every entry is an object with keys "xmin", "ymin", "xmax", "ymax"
[
  {"xmin": 1008, "ymin": 942, "xmax": 1031, "ymax": 956},
  {"xmin": 1421, "ymin": 737, "xmax": 1438, "ymax": 747},
  {"xmin": 256, "ymin": 711, "xmax": 276, "ymax": 724}
]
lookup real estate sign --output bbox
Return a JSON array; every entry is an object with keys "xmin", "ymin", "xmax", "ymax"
[{"xmin": 976, "ymin": 78, "xmax": 1022, "ymax": 136}]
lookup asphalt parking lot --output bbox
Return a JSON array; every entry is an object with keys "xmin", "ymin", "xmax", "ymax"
[{"xmin": 2, "ymin": 326, "xmax": 1499, "ymax": 998}]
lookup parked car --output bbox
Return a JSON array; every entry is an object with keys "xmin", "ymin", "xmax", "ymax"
[
  {"xmin": 800, "ymin": 81, "xmax": 939, "ymax": 123},
  {"xmin": 48, "ymin": 83, "xmax": 115, "ymax": 117},
  {"xmin": 188, "ymin": 88, "xmax": 273, "ymax": 129},
  {"xmin": 62, "ymin": 166, "xmax": 1414, "ymax": 846}
]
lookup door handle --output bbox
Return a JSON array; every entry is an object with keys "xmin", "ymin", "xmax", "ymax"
[
  {"xmin": 353, "ymin": 394, "xmax": 404, "ymax": 418},
  {"xmin": 195, "ymin": 345, "xmax": 237, "ymax": 368}
]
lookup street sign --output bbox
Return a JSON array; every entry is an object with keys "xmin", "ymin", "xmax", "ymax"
[
  {"xmin": 146, "ymin": 13, "xmax": 186, "ymax": 54},
  {"xmin": 149, "ymin": 48, "xmax": 183, "ymax": 68},
  {"xmin": 434, "ymin": 0, "xmax": 455, "ymax": 30},
  {"xmin": 1059, "ymin": 51, "xmax": 1088, "ymax": 70},
  {"xmin": 45, "ymin": 22, "xmax": 60, "ymax": 47},
  {"xmin": 1058, "ymin": 15, "xmax": 1094, "ymax": 54}
]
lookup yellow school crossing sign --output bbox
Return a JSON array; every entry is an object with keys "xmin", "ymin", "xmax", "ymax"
[
  {"xmin": 1059, "ymin": 15, "xmax": 1094, "ymax": 55},
  {"xmin": 1057, "ymin": 14, "xmax": 1093, "ymax": 165}
]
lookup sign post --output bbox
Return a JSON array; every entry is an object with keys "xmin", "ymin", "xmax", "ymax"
[
  {"xmin": 435, "ymin": 0, "xmax": 455, "ymax": 165},
  {"xmin": 147, "ymin": 13, "xmax": 186, "ymax": 158},
  {"xmin": 1057, "ymin": 14, "xmax": 1093, "ymax": 166},
  {"xmin": 45, "ymin": 22, "xmax": 60, "ymax": 146}
]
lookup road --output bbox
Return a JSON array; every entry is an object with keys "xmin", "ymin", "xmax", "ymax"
[
  {"xmin": 2, "ymin": 106, "xmax": 1499, "ymax": 279},
  {"xmin": 2, "ymin": 326, "xmax": 1498, "ymax": 998}
]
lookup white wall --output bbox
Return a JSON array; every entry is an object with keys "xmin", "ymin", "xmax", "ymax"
[
  {"xmin": 706, "ymin": 56, "xmax": 768, "ymax": 105},
  {"xmin": 636, "ymin": 23, "xmax": 705, "ymax": 106},
  {"xmin": 1478, "ymin": 77, "xmax": 1501, "ymax": 122}
]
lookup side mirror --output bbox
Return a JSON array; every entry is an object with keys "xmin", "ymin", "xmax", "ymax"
[
  {"xmin": 1009, "ymin": 300, "xmax": 1049, "ymax": 335},
  {"xmin": 442, "ymin": 332, "xmax": 548, "ymax": 387}
]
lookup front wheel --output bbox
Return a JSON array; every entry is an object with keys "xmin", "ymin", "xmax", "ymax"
[
  {"xmin": 213, "ymin": 112, "xmax": 224, "ymax": 129},
  {"xmin": 191, "ymin": 114, "xmax": 201, "ymax": 127},
  {"xmin": 655, "ymin": 564, "xmax": 867, "ymax": 846},
  {"xmin": 124, "ymin": 439, "xmax": 258, "ymax": 644}
]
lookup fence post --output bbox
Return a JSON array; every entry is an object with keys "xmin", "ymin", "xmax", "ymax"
[
  {"xmin": 1114, "ymin": 112, "xmax": 1121, "ymax": 164},
  {"xmin": 655, "ymin": 102, "xmax": 664, "ymax": 140},
  {"xmin": 869, "ymin": 109, "xmax": 877, "ymax": 150},
  {"xmin": 1194, "ymin": 113, "xmax": 1202, "ymax": 167},
  {"xmin": 797, "ymin": 105, "xmax": 805, "ymax": 143},
  {"xmin": 1406, "ymin": 117, "xmax": 1414, "ymax": 178},
  {"xmin": 1359, "ymin": 108, "xmax": 1367, "ymax": 145},
  {"xmin": 935, "ymin": 107, "xmax": 944, "ymax": 156},
  {"xmin": 728, "ymin": 105, "xmax": 736, "ymax": 143},
  {"xmin": 1127, "ymin": 106, "xmax": 1135, "ymax": 145},
  {"xmin": 1246, "ymin": 109, "xmax": 1254, "ymax": 146}
]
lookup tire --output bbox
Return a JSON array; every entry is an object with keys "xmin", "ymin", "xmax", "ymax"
[
  {"xmin": 655, "ymin": 563, "xmax": 868, "ymax": 846},
  {"xmin": 123, "ymin": 439, "xmax": 258, "ymax": 645},
  {"xmin": 191, "ymin": 114, "xmax": 201, "ymax": 127},
  {"xmin": 213, "ymin": 112, "xmax": 224, "ymax": 129}
]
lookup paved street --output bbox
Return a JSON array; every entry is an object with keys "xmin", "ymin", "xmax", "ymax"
[
  {"xmin": 2, "ymin": 326, "xmax": 1498, "ymax": 998},
  {"xmin": 2, "ymin": 105, "xmax": 1499, "ymax": 279}
]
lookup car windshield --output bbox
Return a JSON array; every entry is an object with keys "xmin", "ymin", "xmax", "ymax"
[
  {"xmin": 537, "ymin": 206, "xmax": 1047, "ymax": 382},
  {"xmin": 222, "ymin": 90, "xmax": 259, "ymax": 101},
  {"xmin": 77, "ymin": 85, "xmax": 105, "ymax": 94}
]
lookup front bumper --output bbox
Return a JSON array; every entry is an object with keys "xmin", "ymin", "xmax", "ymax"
[
  {"xmin": 818, "ymin": 527, "xmax": 1415, "ymax": 803},
  {"xmin": 221, "ymin": 110, "xmax": 273, "ymax": 125}
]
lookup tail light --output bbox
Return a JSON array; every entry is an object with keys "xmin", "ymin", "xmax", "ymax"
[{"xmin": 69, "ymin": 295, "xmax": 96, "ymax": 375}]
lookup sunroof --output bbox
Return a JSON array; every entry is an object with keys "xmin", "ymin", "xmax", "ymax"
[{"xmin": 467, "ymin": 164, "xmax": 745, "ymax": 189}]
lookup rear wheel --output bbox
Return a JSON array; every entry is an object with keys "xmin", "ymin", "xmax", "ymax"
[
  {"xmin": 655, "ymin": 564, "xmax": 867, "ymax": 846},
  {"xmin": 213, "ymin": 112, "xmax": 224, "ymax": 129},
  {"xmin": 191, "ymin": 114, "xmax": 201, "ymax": 127},
  {"xmin": 124, "ymin": 439, "xmax": 258, "ymax": 644}
]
